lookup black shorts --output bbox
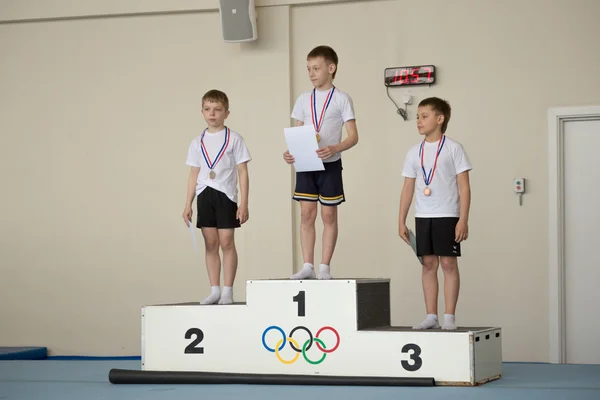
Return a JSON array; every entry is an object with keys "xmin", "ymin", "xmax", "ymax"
[
  {"xmin": 292, "ymin": 159, "xmax": 345, "ymax": 206},
  {"xmin": 196, "ymin": 186, "xmax": 240, "ymax": 229},
  {"xmin": 415, "ymin": 217, "xmax": 461, "ymax": 257}
]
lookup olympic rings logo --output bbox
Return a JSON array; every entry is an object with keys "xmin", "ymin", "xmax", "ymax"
[{"xmin": 261, "ymin": 325, "xmax": 340, "ymax": 365}]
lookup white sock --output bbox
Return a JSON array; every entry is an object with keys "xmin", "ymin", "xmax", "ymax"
[
  {"xmin": 318, "ymin": 264, "xmax": 333, "ymax": 280},
  {"xmin": 290, "ymin": 263, "xmax": 315, "ymax": 280},
  {"xmin": 200, "ymin": 286, "xmax": 220, "ymax": 305},
  {"xmin": 218, "ymin": 286, "xmax": 233, "ymax": 305},
  {"xmin": 442, "ymin": 314, "xmax": 457, "ymax": 330},
  {"xmin": 412, "ymin": 314, "xmax": 440, "ymax": 330}
]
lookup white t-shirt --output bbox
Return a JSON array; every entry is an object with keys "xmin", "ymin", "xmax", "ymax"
[
  {"xmin": 401, "ymin": 135, "xmax": 472, "ymax": 218},
  {"xmin": 186, "ymin": 127, "xmax": 251, "ymax": 203},
  {"xmin": 291, "ymin": 86, "xmax": 355, "ymax": 163}
]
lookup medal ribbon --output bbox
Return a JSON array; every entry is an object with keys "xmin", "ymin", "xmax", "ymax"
[
  {"xmin": 419, "ymin": 135, "xmax": 446, "ymax": 186},
  {"xmin": 310, "ymin": 86, "xmax": 335, "ymax": 133},
  {"xmin": 200, "ymin": 127, "xmax": 230, "ymax": 170}
]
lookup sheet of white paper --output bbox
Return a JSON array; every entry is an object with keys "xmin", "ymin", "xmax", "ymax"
[
  {"xmin": 408, "ymin": 229, "xmax": 423, "ymax": 265},
  {"xmin": 284, "ymin": 125, "xmax": 325, "ymax": 172},
  {"xmin": 189, "ymin": 221, "xmax": 198, "ymax": 253}
]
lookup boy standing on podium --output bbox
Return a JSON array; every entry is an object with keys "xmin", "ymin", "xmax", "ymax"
[
  {"xmin": 183, "ymin": 89, "xmax": 252, "ymax": 305},
  {"xmin": 398, "ymin": 97, "xmax": 472, "ymax": 330},
  {"xmin": 283, "ymin": 45, "xmax": 359, "ymax": 280}
]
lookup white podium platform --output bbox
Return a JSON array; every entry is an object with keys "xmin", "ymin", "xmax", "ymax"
[{"xmin": 122, "ymin": 279, "xmax": 502, "ymax": 386}]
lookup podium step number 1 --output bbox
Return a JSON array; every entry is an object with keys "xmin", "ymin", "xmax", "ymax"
[{"xmin": 138, "ymin": 279, "xmax": 502, "ymax": 386}]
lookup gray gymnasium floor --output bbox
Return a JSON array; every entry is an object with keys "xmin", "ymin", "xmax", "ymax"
[{"xmin": 1, "ymin": 360, "xmax": 599, "ymax": 400}]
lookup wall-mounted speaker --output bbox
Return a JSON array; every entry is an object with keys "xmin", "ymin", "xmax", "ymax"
[{"xmin": 218, "ymin": 0, "xmax": 258, "ymax": 43}]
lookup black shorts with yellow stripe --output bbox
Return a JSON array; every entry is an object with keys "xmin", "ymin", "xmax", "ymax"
[{"xmin": 293, "ymin": 159, "xmax": 345, "ymax": 206}]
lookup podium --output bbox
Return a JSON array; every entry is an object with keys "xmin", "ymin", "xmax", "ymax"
[{"xmin": 110, "ymin": 279, "xmax": 502, "ymax": 386}]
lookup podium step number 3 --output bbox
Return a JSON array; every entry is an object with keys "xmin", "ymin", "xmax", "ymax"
[{"xmin": 139, "ymin": 279, "xmax": 502, "ymax": 386}]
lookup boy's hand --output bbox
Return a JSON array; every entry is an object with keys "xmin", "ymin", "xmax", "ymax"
[
  {"xmin": 283, "ymin": 150, "xmax": 295, "ymax": 164},
  {"xmin": 237, "ymin": 204, "xmax": 249, "ymax": 224},
  {"xmin": 398, "ymin": 223, "xmax": 410, "ymax": 245},
  {"xmin": 455, "ymin": 219, "xmax": 468, "ymax": 242},
  {"xmin": 316, "ymin": 146, "xmax": 335, "ymax": 159},
  {"xmin": 182, "ymin": 207, "xmax": 193, "ymax": 227}
]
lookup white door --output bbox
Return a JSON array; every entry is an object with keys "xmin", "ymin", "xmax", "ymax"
[{"xmin": 563, "ymin": 118, "xmax": 600, "ymax": 364}]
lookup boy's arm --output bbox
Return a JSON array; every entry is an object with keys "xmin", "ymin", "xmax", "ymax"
[
  {"xmin": 334, "ymin": 94, "xmax": 359, "ymax": 154},
  {"xmin": 398, "ymin": 177, "xmax": 415, "ymax": 243},
  {"xmin": 182, "ymin": 167, "xmax": 200, "ymax": 226},
  {"xmin": 283, "ymin": 120, "xmax": 305, "ymax": 163},
  {"xmin": 399, "ymin": 149, "xmax": 417, "ymax": 237},
  {"xmin": 455, "ymin": 171, "xmax": 471, "ymax": 242},
  {"xmin": 185, "ymin": 167, "xmax": 200, "ymax": 209},
  {"xmin": 238, "ymin": 162, "xmax": 249, "ymax": 207},
  {"xmin": 317, "ymin": 119, "xmax": 358, "ymax": 159},
  {"xmin": 333, "ymin": 119, "xmax": 359, "ymax": 153},
  {"xmin": 399, "ymin": 177, "xmax": 415, "ymax": 226},
  {"xmin": 237, "ymin": 162, "xmax": 250, "ymax": 224},
  {"xmin": 457, "ymin": 170, "xmax": 471, "ymax": 223}
]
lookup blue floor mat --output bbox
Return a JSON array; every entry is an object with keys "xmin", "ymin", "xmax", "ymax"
[{"xmin": 0, "ymin": 347, "xmax": 47, "ymax": 360}]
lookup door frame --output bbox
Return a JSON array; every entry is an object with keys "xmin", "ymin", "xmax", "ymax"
[{"xmin": 547, "ymin": 105, "xmax": 600, "ymax": 364}]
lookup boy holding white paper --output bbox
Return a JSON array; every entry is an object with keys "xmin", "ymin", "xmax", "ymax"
[{"xmin": 283, "ymin": 45, "xmax": 359, "ymax": 280}]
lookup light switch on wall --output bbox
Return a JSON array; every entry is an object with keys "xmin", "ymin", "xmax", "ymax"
[{"xmin": 514, "ymin": 178, "xmax": 525, "ymax": 206}]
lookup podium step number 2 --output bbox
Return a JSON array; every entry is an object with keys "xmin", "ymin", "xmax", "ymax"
[{"xmin": 140, "ymin": 279, "xmax": 502, "ymax": 386}]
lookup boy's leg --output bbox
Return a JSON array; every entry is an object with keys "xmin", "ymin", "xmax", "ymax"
[
  {"xmin": 440, "ymin": 256, "xmax": 459, "ymax": 329},
  {"xmin": 414, "ymin": 255, "xmax": 440, "ymax": 329},
  {"xmin": 197, "ymin": 188, "xmax": 221, "ymax": 305},
  {"xmin": 214, "ymin": 190, "xmax": 241, "ymax": 304},
  {"xmin": 300, "ymin": 201, "xmax": 318, "ymax": 265},
  {"xmin": 319, "ymin": 205, "xmax": 337, "ymax": 279},
  {"xmin": 292, "ymin": 172, "xmax": 319, "ymax": 280},
  {"xmin": 421, "ymin": 255, "xmax": 440, "ymax": 313},
  {"xmin": 200, "ymin": 227, "xmax": 221, "ymax": 304},
  {"xmin": 218, "ymin": 228, "xmax": 237, "ymax": 304},
  {"xmin": 316, "ymin": 159, "xmax": 345, "ymax": 280},
  {"xmin": 290, "ymin": 200, "xmax": 317, "ymax": 279},
  {"xmin": 413, "ymin": 217, "xmax": 441, "ymax": 329},
  {"xmin": 432, "ymin": 218, "xmax": 462, "ymax": 330}
]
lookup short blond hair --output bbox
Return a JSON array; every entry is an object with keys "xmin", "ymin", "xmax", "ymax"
[
  {"xmin": 307, "ymin": 45, "xmax": 339, "ymax": 79},
  {"xmin": 419, "ymin": 97, "xmax": 451, "ymax": 133},
  {"xmin": 202, "ymin": 89, "xmax": 229, "ymax": 110}
]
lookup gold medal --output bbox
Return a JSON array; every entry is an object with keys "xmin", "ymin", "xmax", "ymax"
[
  {"xmin": 201, "ymin": 127, "xmax": 230, "ymax": 181},
  {"xmin": 420, "ymin": 135, "xmax": 446, "ymax": 197},
  {"xmin": 311, "ymin": 86, "xmax": 335, "ymax": 134}
]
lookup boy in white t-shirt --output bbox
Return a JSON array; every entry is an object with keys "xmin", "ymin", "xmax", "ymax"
[
  {"xmin": 398, "ymin": 97, "xmax": 472, "ymax": 330},
  {"xmin": 183, "ymin": 89, "xmax": 252, "ymax": 305},
  {"xmin": 283, "ymin": 45, "xmax": 359, "ymax": 280}
]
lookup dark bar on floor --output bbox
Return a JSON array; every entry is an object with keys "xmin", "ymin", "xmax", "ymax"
[{"xmin": 108, "ymin": 369, "xmax": 435, "ymax": 386}]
